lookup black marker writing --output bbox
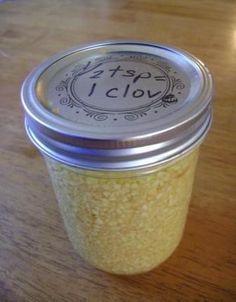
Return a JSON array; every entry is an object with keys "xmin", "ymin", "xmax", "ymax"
[
  {"xmin": 122, "ymin": 70, "xmax": 136, "ymax": 77},
  {"xmin": 154, "ymin": 76, "xmax": 166, "ymax": 81},
  {"xmin": 133, "ymin": 72, "xmax": 151, "ymax": 83},
  {"xmin": 83, "ymin": 61, "xmax": 92, "ymax": 70},
  {"xmin": 106, "ymin": 88, "xmax": 118, "ymax": 98},
  {"xmin": 133, "ymin": 89, "xmax": 145, "ymax": 98},
  {"xmin": 109, "ymin": 65, "xmax": 124, "ymax": 77},
  {"xmin": 84, "ymin": 62, "xmax": 168, "ymax": 100},
  {"xmin": 147, "ymin": 90, "xmax": 161, "ymax": 98},
  {"xmin": 88, "ymin": 83, "xmax": 97, "ymax": 96},
  {"xmin": 123, "ymin": 84, "xmax": 130, "ymax": 98},
  {"xmin": 89, "ymin": 70, "xmax": 104, "ymax": 79}
]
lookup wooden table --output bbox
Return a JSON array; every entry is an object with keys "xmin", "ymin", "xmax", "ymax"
[{"xmin": 0, "ymin": 1, "xmax": 235, "ymax": 301}]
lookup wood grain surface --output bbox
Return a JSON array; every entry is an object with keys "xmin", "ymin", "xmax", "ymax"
[{"xmin": 0, "ymin": 0, "xmax": 236, "ymax": 301}]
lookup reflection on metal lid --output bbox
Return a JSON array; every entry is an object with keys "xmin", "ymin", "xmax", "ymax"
[{"xmin": 21, "ymin": 40, "xmax": 213, "ymax": 170}]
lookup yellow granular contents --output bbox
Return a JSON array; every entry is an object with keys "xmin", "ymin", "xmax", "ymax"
[{"xmin": 45, "ymin": 149, "xmax": 199, "ymax": 275}]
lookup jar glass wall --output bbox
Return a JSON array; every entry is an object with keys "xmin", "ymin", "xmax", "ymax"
[{"xmin": 44, "ymin": 147, "xmax": 199, "ymax": 275}]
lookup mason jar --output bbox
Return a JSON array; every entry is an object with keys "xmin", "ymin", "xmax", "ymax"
[{"xmin": 21, "ymin": 41, "xmax": 213, "ymax": 275}]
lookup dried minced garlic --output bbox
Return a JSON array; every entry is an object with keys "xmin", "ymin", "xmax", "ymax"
[{"xmin": 45, "ymin": 149, "xmax": 198, "ymax": 274}]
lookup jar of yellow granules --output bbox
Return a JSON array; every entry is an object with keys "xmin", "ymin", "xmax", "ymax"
[{"xmin": 21, "ymin": 41, "xmax": 213, "ymax": 275}]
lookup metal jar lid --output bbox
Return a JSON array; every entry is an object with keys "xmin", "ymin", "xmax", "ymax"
[{"xmin": 21, "ymin": 40, "xmax": 213, "ymax": 171}]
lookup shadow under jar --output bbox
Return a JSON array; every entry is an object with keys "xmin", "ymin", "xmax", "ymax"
[{"xmin": 21, "ymin": 40, "xmax": 213, "ymax": 275}]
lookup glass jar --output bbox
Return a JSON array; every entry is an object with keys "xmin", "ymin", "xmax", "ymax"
[
  {"xmin": 21, "ymin": 41, "xmax": 213, "ymax": 274},
  {"xmin": 44, "ymin": 148, "xmax": 199, "ymax": 274}
]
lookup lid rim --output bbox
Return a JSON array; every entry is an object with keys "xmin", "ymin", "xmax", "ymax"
[{"xmin": 25, "ymin": 112, "xmax": 212, "ymax": 171}]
